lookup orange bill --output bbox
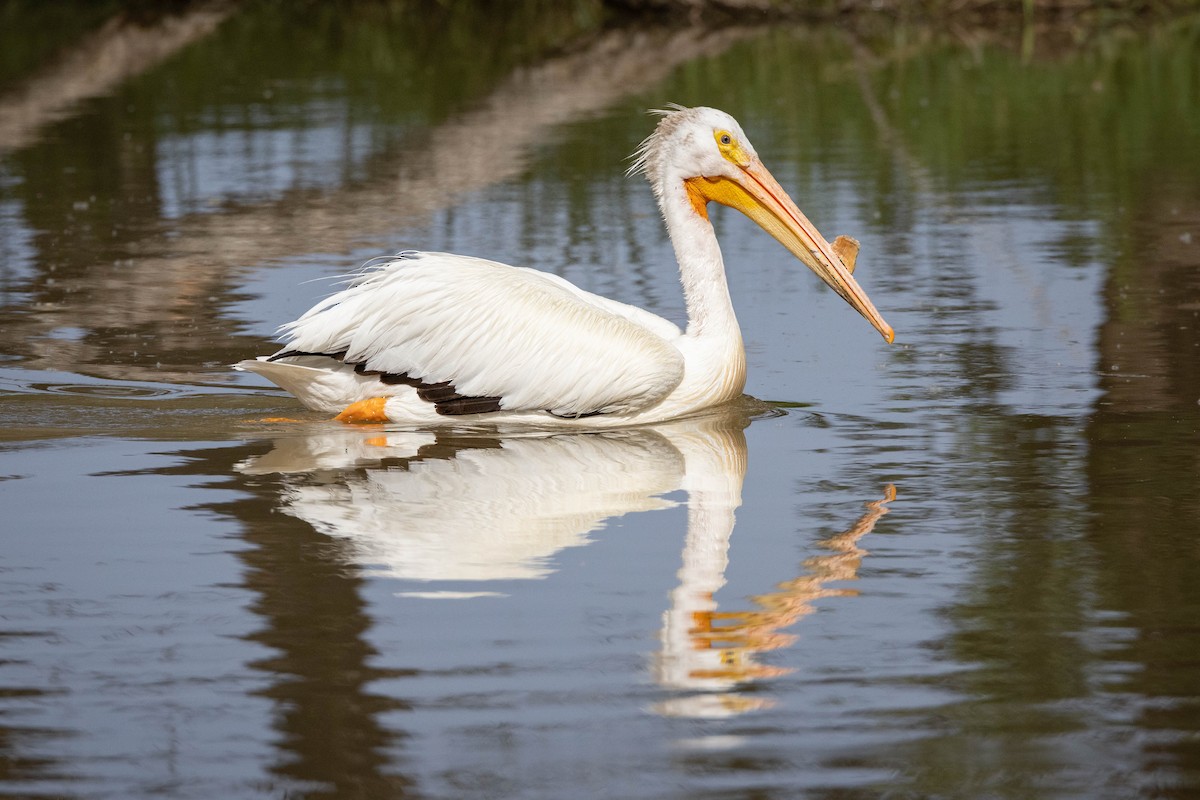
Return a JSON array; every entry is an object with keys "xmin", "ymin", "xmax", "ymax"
[{"xmin": 685, "ymin": 161, "xmax": 894, "ymax": 344}]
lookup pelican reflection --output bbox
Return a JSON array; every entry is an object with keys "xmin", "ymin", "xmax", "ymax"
[
  {"xmin": 654, "ymin": 484, "xmax": 895, "ymax": 718},
  {"xmin": 238, "ymin": 404, "xmax": 893, "ymax": 714},
  {"xmin": 236, "ymin": 417, "xmax": 703, "ymax": 583}
]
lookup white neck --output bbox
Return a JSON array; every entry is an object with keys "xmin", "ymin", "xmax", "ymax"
[
  {"xmin": 660, "ymin": 181, "xmax": 740, "ymax": 339},
  {"xmin": 657, "ymin": 180, "xmax": 747, "ymax": 403}
]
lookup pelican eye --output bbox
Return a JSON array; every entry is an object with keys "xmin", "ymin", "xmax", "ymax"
[{"xmin": 713, "ymin": 129, "xmax": 748, "ymax": 165}]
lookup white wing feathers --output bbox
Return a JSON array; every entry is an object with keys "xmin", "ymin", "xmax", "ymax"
[{"xmin": 277, "ymin": 253, "xmax": 685, "ymax": 417}]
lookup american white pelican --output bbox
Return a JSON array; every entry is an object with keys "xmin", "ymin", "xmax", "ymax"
[{"xmin": 237, "ymin": 106, "xmax": 894, "ymax": 426}]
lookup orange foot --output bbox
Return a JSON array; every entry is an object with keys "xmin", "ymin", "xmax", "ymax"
[{"xmin": 334, "ymin": 397, "xmax": 390, "ymax": 424}]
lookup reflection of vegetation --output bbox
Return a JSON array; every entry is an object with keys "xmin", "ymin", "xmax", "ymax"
[
  {"xmin": 618, "ymin": 0, "xmax": 1200, "ymax": 17},
  {"xmin": 0, "ymin": 0, "xmax": 127, "ymax": 88},
  {"xmin": 151, "ymin": 1, "xmax": 611, "ymax": 126},
  {"xmin": 0, "ymin": 0, "xmax": 612, "ymax": 100}
]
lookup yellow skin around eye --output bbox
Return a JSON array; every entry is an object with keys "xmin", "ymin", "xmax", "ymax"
[{"xmin": 714, "ymin": 129, "xmax": 751, "ymax": 167}]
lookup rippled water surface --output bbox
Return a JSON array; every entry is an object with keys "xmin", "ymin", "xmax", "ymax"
[{"xmin": 2, "ymin": 4, "xmax": 1199, "ymax": 798}]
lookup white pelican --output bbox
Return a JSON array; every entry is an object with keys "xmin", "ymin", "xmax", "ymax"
[{"xmin": 237, "ymin": 106, "xmax": 894, "ymax": 426}]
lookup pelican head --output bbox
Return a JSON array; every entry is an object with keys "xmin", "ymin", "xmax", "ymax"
[{"xmin": 634, "ymin": 106, "xmax": 894, "ymax": 343}]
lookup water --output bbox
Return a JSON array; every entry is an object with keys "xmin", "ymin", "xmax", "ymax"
[{"xmin": 1, "ymin": 4, "xmax": 1199, "ymax": 798}]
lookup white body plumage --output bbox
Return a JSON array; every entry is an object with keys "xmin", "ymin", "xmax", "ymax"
[{"xmin": 241, "ymin": 250, "xmax": 742, "ymax": 426}]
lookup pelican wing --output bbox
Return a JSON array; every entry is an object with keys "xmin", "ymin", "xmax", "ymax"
[{"xmin": 277, "ymin": 252, "xmax": 685, "ymax": 417}]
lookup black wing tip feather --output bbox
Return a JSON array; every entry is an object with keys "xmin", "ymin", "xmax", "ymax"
[
  {"xmin": 267, "ymin": 348, "xmax": 348, "ymax": 362},
  {"xmin": 548, "ymin": 409, "xmax": 606, "ymax": 419},
  {"xmin": 434, "ymin": 397, "xmax": 504, "ymax": 416}
]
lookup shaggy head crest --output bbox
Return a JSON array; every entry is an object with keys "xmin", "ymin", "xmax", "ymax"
[{"xmin": 627, "ymin": 104, "xmax": 695, "ymax": 186}]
